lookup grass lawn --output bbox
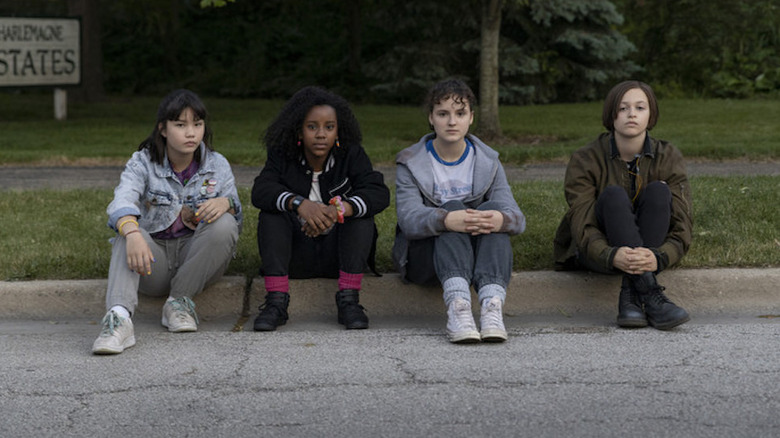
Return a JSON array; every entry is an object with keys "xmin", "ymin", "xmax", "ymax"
[
  {"xmin": 1, "ymin": 176, "xmax": 777, "ymax": 281},
  {"xmin": 2, "ymin": 92, "xmax": 780, "ymax": 166}
]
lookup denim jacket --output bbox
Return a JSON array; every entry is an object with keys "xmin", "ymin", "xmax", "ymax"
[{"xmin": 107, "ymin": 143, "xmax": 243, "ymax": 234}]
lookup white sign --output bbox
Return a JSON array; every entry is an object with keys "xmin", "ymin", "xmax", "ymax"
[{"xmin": 0, "ymin": 17, "xmax": 81, "ymax": 87}]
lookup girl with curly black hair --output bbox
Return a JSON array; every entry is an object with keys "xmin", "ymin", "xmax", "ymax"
[{"xmin": 251, "ymin": 86, "xmax": 390, "ymax": 331}]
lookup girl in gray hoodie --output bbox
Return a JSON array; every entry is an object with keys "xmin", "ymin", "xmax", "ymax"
[{"xmin": 393, "ymin": 79, "xmax": 525, "ymax": 344}]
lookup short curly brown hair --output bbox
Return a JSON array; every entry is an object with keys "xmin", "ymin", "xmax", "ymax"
[{"xmin": 424, "ymin": 78, "xmax": 476, "ymax": 115}]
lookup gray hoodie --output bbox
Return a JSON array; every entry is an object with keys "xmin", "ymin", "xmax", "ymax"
[{"xmin": 392, "ymin": 133, "xmax": 525, "ymax": 275}]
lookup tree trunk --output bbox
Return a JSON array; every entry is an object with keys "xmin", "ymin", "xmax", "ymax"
[
  {"xmin": 479, "ymin": 0, "xmax": 503, "ymax": 140},
  {"xmin": 67, "ymin": 0, "xmax": 104, "ymax": 102},
  {"xmin": 161, "ymin": 0, "xmax": 181, "ymax": 82},
  {"xmin": 347, "ymin": 0, "xmax": 362, "ymax": 82}
]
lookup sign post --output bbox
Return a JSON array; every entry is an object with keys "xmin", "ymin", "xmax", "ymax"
[
  {"xmin": 54, "ymin": 87, "xmax": 67, "ymax": 120},
  {"xmin": 0, "ymin": 17, "xmax": 82, "ymax": 120}
]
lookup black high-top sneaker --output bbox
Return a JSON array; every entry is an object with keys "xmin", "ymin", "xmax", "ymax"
[
  {"xmin": 617, "ymin": 275, "xmax": 648, "ymax": 328},
  {"xmin": 632, "ymin": 272, "xmax": 690, "ymax": 330},
  {"xmin": 335, "ymin": 289, "xmax": 369, "ymax": 329},
  {"xmin": 253, "ymin": 291, "xmax": 290, "ymax": 331}
]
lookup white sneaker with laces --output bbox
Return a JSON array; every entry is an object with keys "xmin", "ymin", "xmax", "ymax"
[
  {"xmin": 161, "ymin": 297, "xmax": 199, "ymax": 332},
  {"xmin": 446, "ymin": 298, "xmax": 480, "ymax": 343},
  {"xmin": 480, "ymin": 296, "xmax": 507, "ymax": 342},
  {"xmin": 92, "ymin": 310, "xmax": 136, "ymax": 354}
]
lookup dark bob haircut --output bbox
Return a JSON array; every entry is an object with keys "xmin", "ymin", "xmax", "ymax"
[
  {"xmin": 263, "ymin": 86, "xmax": 362, "ymax": 160},
  {"xmin": 138, "ymin": 89, "xmax": 213, "ymax": 165},
  {"xmin": 602, "ymin": 80, "xmax": 659, "ymax": 132}
]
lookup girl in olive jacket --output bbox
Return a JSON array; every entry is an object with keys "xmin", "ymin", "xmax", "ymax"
[{"xmin": 554, "ymin": 80, "xmax": 692, "ymax": 330}]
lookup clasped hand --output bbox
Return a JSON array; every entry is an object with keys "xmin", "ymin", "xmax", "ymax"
[
  {"xmin": 444, "ymin": 209, "xmax": 503, "ymax": 235},
  {"xmin": 613, "ymin": 246, "xmax": 657, "ymax": 275},
  {"xmin": 297, "ymin": 199, "xmax": 339, "ymax": 237}
]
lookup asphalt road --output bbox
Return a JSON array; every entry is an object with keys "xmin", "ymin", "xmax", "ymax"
[{"xmin": 1, "ymin": 316, "xmax": 778, "ymax": 437}]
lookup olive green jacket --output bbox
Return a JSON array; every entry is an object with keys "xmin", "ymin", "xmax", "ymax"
[{"xmin": 553, "ymin": 132, "xmax": 692, "ymax": 272}]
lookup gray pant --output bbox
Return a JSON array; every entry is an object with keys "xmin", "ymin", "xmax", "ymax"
[{"xmin": 105, "ymin": 214, "xmax": 239, "ymax": 314}]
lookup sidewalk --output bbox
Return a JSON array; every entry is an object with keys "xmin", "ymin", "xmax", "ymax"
[
  {"xmin": 2, "ymin": 268, "xmax": 778, "ymax": 321},
  {"xmin": 1, "ymin": 161, "xmax": 779, "ymax": 190}
]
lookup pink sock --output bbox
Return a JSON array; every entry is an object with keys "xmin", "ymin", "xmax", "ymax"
[
  {"xmin": 338, "ymin": 271, "xmax": 363, "ymax": 291},
  {"xmin": 264, "ymin": 276, "xmax": 289, "ymax": 293}
]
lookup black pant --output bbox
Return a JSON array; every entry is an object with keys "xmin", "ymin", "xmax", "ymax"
[
  {"xmin": 585, "ymin": 181, "xmax": 671, "ymax": 273},
  {"xmin": 257, "ymin": 211, "xmax": 376, "ymax": 279}
]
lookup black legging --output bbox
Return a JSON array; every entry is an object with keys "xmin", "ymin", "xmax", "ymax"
[
  {"xmin": 257, "ymin": 211, "xmax": 375, "ymax": 279},
  {"xmin": 596, "ymin": 181, "xmax": 671, "ymax": 248},
  {"xmin": 595, "ymin": 181, "xmax": 671, "ymax": 270}
]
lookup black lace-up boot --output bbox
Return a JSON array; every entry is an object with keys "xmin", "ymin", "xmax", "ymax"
[
  {"xmin": 632, "ymin": 272, "xmax": 690, "ymax": 330},
  {"xmin": 335, "ymin": 289, "xmax": 368, "ymax": 329},
  {"xmin": 617, "ymin": 275, "xmax": 648, "ymax": 328},
  {"xmin": 253, "ymin": 291, "xmax": 290, "ymax": 331}
]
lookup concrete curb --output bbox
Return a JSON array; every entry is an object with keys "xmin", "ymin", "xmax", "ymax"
[{"xmin": 1, "ymin": 268, "xmax": 777, "ymax": 320}]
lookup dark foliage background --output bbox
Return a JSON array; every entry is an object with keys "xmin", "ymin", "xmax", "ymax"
[{"xmin": 3, "ymin": 0, "xmax": 780, "ymax": 102}]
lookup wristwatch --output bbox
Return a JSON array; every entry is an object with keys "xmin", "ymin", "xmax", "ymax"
[{"xmin": 291, "ymin": 195, "xmax": 305, "ymax": 212}]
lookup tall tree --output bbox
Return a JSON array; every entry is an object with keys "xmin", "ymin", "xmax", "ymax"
[
  {"xmin": 90, "ymin": 0, "xmax": 637, "ymax": 104},
  {"xmin": 500, "ymin": 0, "xmax": 638, "ymax": 103},
  {"xmin": 346, "ymin": 0, "xmax": 363, "ymax": 85},
  {"xmin": 479, "ymin": 0, "xmax": 504, "ymax": 139},
  {"xmin": 362, "ymin": 1, "xmax": 479, "ymax": 103}
]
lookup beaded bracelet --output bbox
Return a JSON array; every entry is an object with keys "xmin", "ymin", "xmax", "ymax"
[
  {"xmin": 328, "ymin": 196, "xmax": 345, "ymax": 224},
  {"xmin": 118, "ymin": 219, "xmax": 139, "ymax": 235}
]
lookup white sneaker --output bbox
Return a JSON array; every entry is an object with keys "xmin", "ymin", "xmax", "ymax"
[
  {"xmin": 480, "ymin": 296, "xmax": 508, "ymax": 342},
  {"xmin": 92, "ymin": 310, "xmax": 136, "ymax": 354},
  {"xmin": 446, "ymin": 298, "xmax": 480, "ymax": 343},
  {"xmin": 161, "ymin": 297, "xmax": 199, "ymax": 332}
]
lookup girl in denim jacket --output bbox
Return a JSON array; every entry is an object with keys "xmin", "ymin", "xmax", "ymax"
[{"xmin": 92, "ymin": 89, "xmax": 242, "ymax": 355}]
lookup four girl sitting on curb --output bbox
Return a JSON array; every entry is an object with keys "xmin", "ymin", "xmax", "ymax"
[{"xmin": 93, "ymin": 79, "xmax": 692, "ymax": 354}]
